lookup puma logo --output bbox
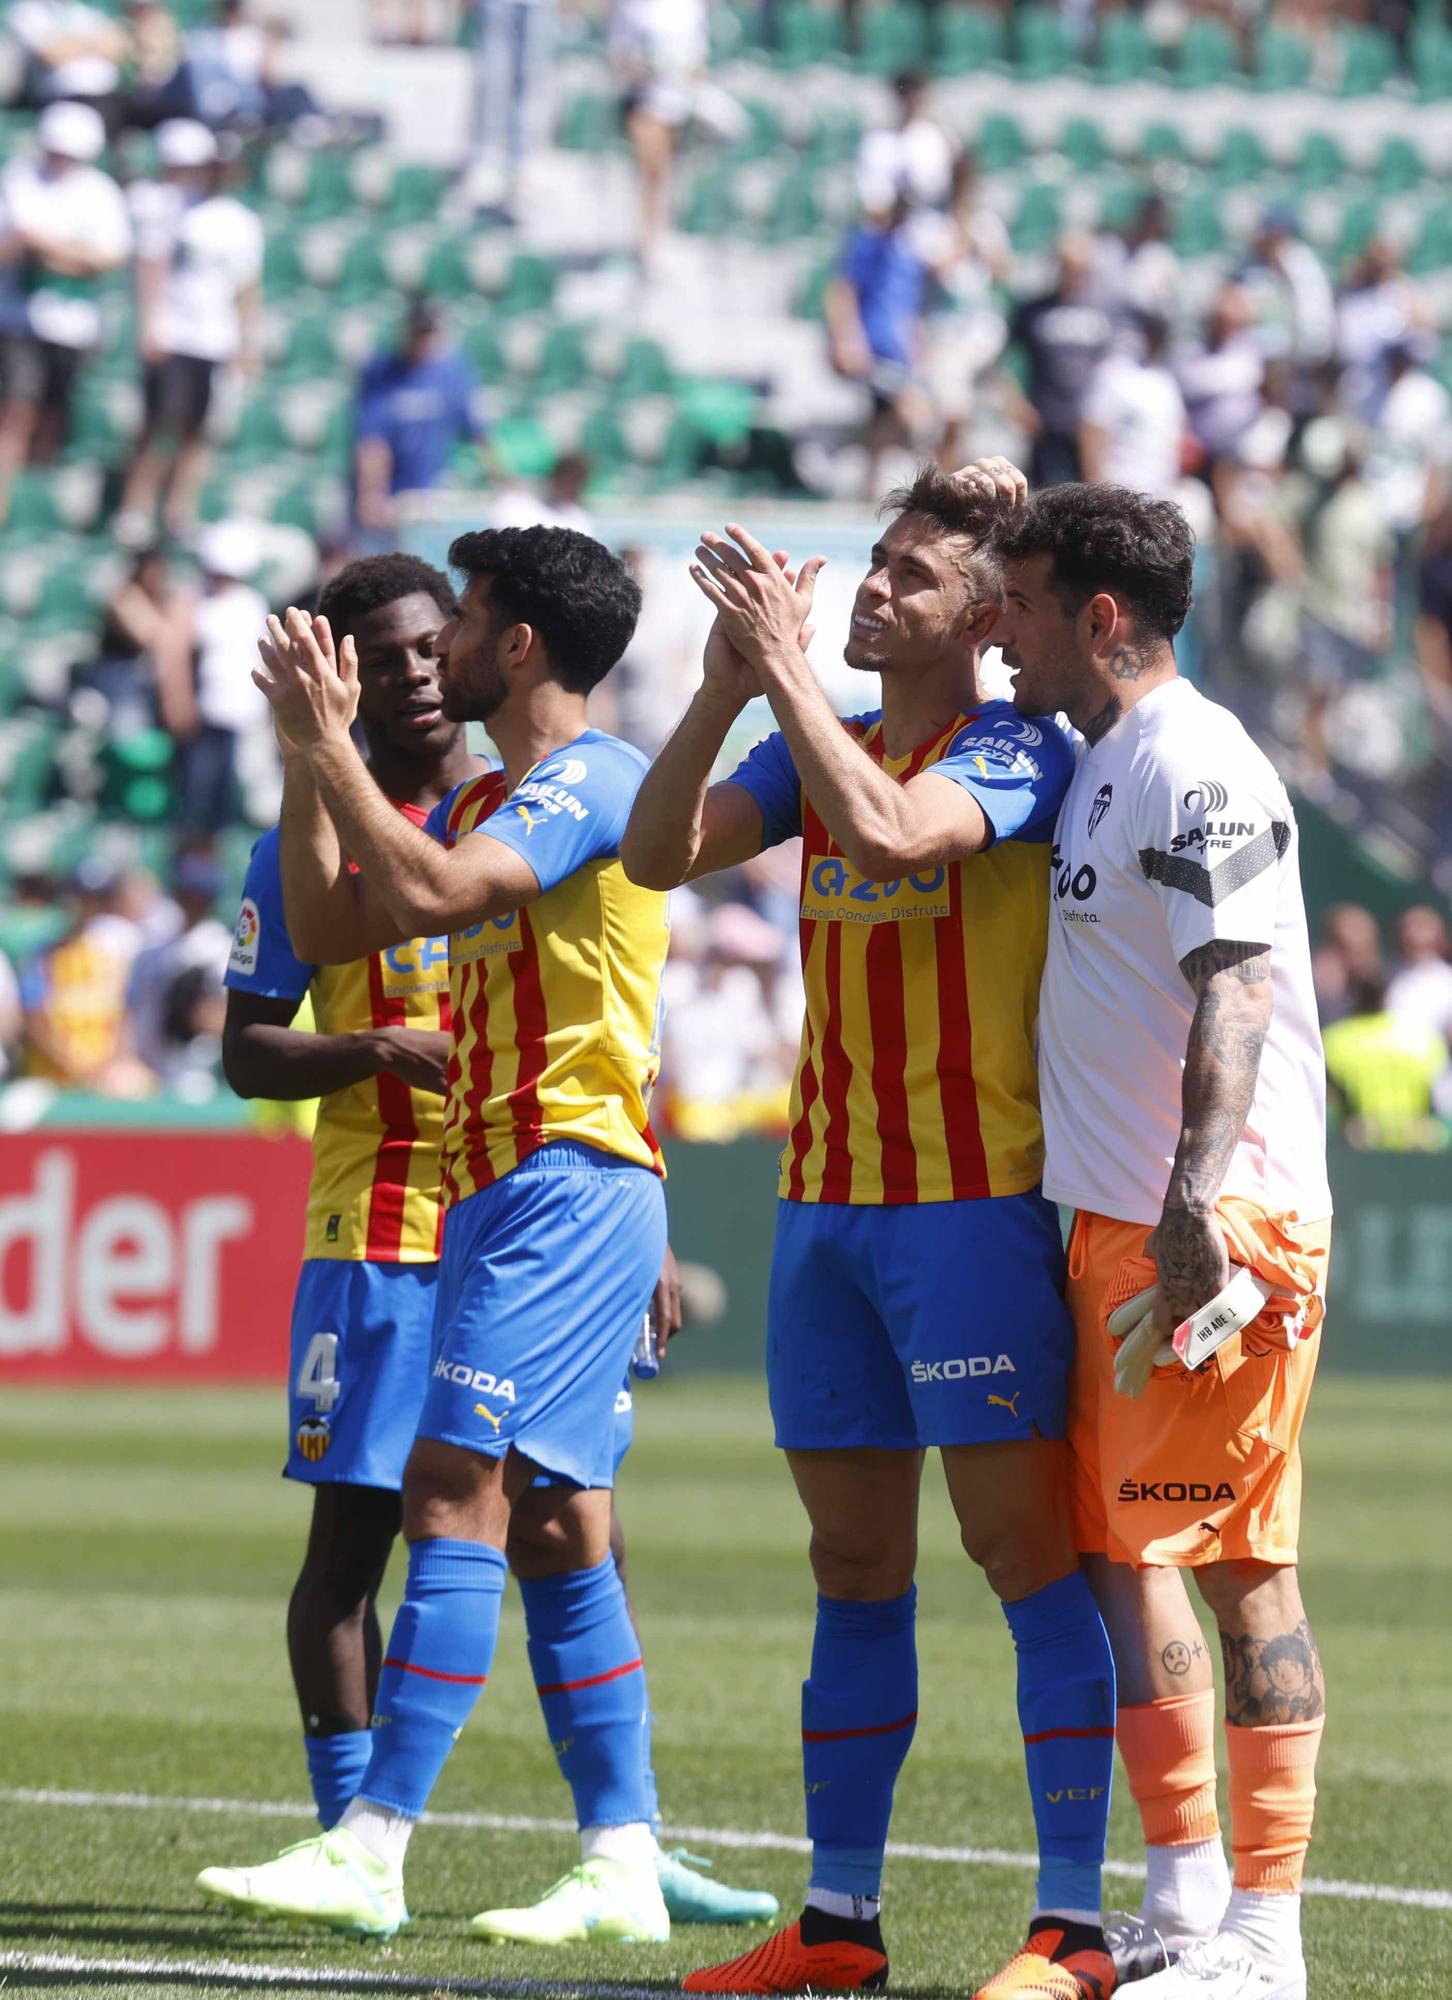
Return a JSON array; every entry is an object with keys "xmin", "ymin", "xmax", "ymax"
[
  {"xmin": 474, "ymin": 1403, "xmax": 504, "ymax": 1433},
  {"xmin": 987, "ymin": 1391, "xmax": 1021, "ymax": 1418}
]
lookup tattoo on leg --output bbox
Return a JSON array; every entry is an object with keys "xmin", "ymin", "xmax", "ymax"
[
  {"xmin": 1219, "ymin": 1619, "xmax": 1324, "ymax": 1724},
  {"xmin": 1161, "ymin": 1637, "xmax": 1207, "ymax": 1677}
]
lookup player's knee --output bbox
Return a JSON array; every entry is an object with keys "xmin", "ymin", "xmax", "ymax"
[
  {"xmin": 402, "ymin": 1438, "xmax": 507, "ymax": 1544},
  {"xmin": 1194, "ymin": 1556, "xmax": 1301, "ymax": 1625},
  {"xmin": 959, "ymin": 1517, "xmax": 1063, "ymax": 1602},
  {"xmin": 298, "ymin": 1488, "xmax": 399, "ymax": 1608},
  {"xmin": 808, "ymin": 1527, "xmax": 914, "ymax": 1601},
  {"xmin": 507, "ymin": 1491, "xmax": 602, "ymax": 1577}
]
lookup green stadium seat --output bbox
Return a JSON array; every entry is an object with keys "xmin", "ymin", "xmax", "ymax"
[
  {"xmin": 229, "ymin": 395, "xmax": 290, "ymax": 466},
  {"xmin": 298, "ymin": 150, "xmax": 359, "ymax": 223},
  {"xmin": 99, "ymin": 729, "xmax": 174, "ymax": 821},
  {"xmin": 795, "ymin": 250, "xmax": 839, "ymax": 320},
  {"xmin": 1252, "ymin": 27, "xmax": 1313, "ymax": 91},
  {"xmin": 388, "ymin": 164, "xmax": 452, "ymax": 226},
  {"xmin": 973, "ymin": 110, "xmax": 1026, "ymax": 174},
  {"xmin": 422, "ymin": 233, "xmax": 479, "ymax": 298},
  {"xmin": 1057, "ymin": 116, "xmax": 1107, "ymax": 175},
  {"xmin": 532, "ymin": 322, "xmax": 592, "ymax": 395},
  {"xmin": 857, "ymin": 2, "xmax": 928, "ymax": 77},
  {"xmin": 1337, "ymin": 26, "xmax": 1398, "ymax": 96},
  {"xmin": 1295, "ymin": 131, "xmax": 1346, "ymax": 196},
  {"xmin": 728, "ymin": 99, "xmax": 784, "ymax": 163},
  {"xmin": 1173, "ymin": 193, "xmax": 1227, "ymax": 260},
  {"xmin": 334, "ymin": 233, "xmax": 392, "ymax": 305},
  {"xmin": 491, "ymin": 414, "xmax": 557, "ymax": 477},
  {"xmin": 1373, "ymin": 135, "xmax": 1426, "ymax": 197},
  {"xmin": 615, "ymin": 337, "xmax": 674, "ymax": 400},
  {"xmin": 1139, "ymin": 121, "xmax": 1189, "ymax": 168},
  {"xmin": 282, "ymin": 309, "xmax": 339, "ymax": 381},
  {"xmin": 1096, "ymin": 12, "xmax": 1157, "ymax": 83},
  {"xmin": 1411, "ymin": 23, "xmax": 1452, "ymax": 98},
  {"xmin": 460, "ymin": 319, "xmax": 508, "ymax": 380},
  {"xmin": 803, "ymin": 108, "xmax": 863, "ymax": 169},
  {"xmin": 557, "ymin": 90, "xmax": 613, "ymax": 153},
  {"xmin": 1214, "ymin": 126, "xmax": 1269, "ymax": 188},
  {"xmin": 4, "ymin": 474, "xmax": 62, "ymax": 543},
  {"xmin": 1175, "ymin": 18, "xmax": 1236, "ymax": 89},
  {"xmin": 495, "ymin": 251, "xmax": 558, "ymax": 317},
  {"xmin": 775, "ymin": 2, "xmax": 847, "ymax": 70},
  {"xmin": 1406, "ymin": 203, "xmax": 1452, "ymax": 275},
  {"xmin": 1011, "ymin": 183, "xmax": 1062, "ymax": 255},
  {"xmin": 932, "ymin": 5, "xmax": 1006, "ymax": 76},
  {"xmin": 1333, "ymin": 195, "xmax": 1382, "ymax": 265},
  {"xmin": 579, "ymin": 403, "xmax": 631, "ymax": 477},
  {"xmin": 0, "ymin": 715, "xmax": 64, "ymax": 817},
  {"xmin": 1014, "ymin": 6, "xmax": 1077, "ymax": 80},
  {"xmin": 262, "ymin": 231, "xmax": 307, "ymax": 298},
  {"xmin": 0, "ymin": 898, "xmax": 66, "ymax": 964},
  {"xmin": 759, "ymin": 169, "xmax": 821, "ymax": 245},
  {"xmin": 680, "ymin": 173, "xmax": 737, "ymax": 236}
]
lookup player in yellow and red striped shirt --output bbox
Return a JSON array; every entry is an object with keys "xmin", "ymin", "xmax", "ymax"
[
  {"xmin": 624, "ymin": 462, "xmax": 1119, "ymax": 2000},
  {"xmin": 199, "ymin": 526, "xmax": 688, "ymax": 1947}
]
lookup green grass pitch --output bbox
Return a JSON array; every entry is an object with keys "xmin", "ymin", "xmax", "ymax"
[{"xmin": 0, "ymin": 1375, "xmax": 1449, "ymax": 1998}]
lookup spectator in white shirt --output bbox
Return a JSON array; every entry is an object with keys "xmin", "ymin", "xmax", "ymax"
[
  {"xmin": 155, "ymin": 520, "xmax": 272, "ymax": 832},
  {"xmin": 1386, "ymin": 906, "xmax": 1452, "ymax": 1048},
  {"xmin": 1079, "ymin": 313, "xmax": 1187, "ymax": 498},
  {"xmin": 118, "ymin": 119, "xmax": 262, "ymax": 542},
  {"xmin": 0, "ymin": 100, "xmax": 130, "ymax": 522},
  {"xmin": 856, "ymin": 70, "xmax": 955, "ymax": 221},
  {"xmin": 8, "ymin": 0, "xmax": 128, "ymax": 113}
]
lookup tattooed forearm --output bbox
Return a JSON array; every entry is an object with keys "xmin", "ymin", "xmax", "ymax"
[
  {"xmin": 1220, "ymin": 1620, "xmax": 1325, "ymax": 1725},
  {"xmin": 1166, "ymin": 941, "xmax": 1273, "ymax": 1215},
  {"xmin": 1153, "ymin": 941, "xmax": 1273, "ymax": 1321}
]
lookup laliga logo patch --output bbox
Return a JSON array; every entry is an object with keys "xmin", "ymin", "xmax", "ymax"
[
  {"xmin": 1087, "ymin": 781, "xmax": 1113, "ymax": 838},
  {"xmin": 543, "ymin": 757, "xmax": 588, "ymax": 786},
  {"xmin": 229, "ymin": 897, "xmax": 260, "ymax": 976},
  {"xmin": 296, "ymin": 1417, "xmax": 332, "ymax": 1463}
]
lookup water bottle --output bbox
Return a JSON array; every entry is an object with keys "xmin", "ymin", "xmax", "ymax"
[{"xmin": 631, "ymin": 1306, "xmax": 660, "ymax": 1380}]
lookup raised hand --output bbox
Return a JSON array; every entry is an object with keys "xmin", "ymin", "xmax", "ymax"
[
  {"xmin": 700, "ymin": 546, "xmax": 814, "ymax": 705},
  {"xmin": 948, "ymin": 455, "xmax": 1029, "ymax": 510},
  {"xmin": 691, "ymin": 524, "xmax": 825, "ymax": 678},
  {"xmin": 253, "ymin": 608, "xmax": 361, "ymax": 750}
]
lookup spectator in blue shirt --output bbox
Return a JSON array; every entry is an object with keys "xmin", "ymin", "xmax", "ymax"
[
  {"xmin": 352, "ymin": 298, "xmax": 487, "ymax": 553},
  {"xmin": 824, "ymin": 194, "xmax": 936, "ymax": 497}
]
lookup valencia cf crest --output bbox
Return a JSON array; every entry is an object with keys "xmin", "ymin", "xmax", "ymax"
[
  {"xmin": 1087, "ymin": 783, "xmax": 1113, "ymax": 838},
  {"xmin": 296, "ymin": 1417, "xmax": 332, "ymax": 1463}
]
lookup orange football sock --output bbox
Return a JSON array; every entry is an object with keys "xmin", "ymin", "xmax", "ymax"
[
  {"xmin": 1117, "ymin": 1690, "xmax": 1221, "ymax": 1846},
  {"xmin": 1226, "ymin": 1715, "xmax": 1324, "ymax": 1893}
]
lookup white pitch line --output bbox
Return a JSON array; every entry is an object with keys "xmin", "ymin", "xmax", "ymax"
[
  {"xmin": 0, "ymin": 1949, "xmax": 665, "ymax": 1997},
  {"xmin": 3, "ymin": 1785, "xmax": 1449, "ymax": 1915}
]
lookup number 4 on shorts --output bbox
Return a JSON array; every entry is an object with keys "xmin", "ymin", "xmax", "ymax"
[{"xmin": 297, "ymin": 1332, "xmax": 341, "ymax": 1413}]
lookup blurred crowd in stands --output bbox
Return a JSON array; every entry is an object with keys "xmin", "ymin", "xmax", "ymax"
[{"xmin": 2, "ymin": 0, "xmax": 1451, "ymax": 1143}]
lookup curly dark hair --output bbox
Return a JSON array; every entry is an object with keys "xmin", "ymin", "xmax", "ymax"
[
  {"xmin": 316, "ymin": 553, "xmax": 456, "ymax": 641},
  {"xmin": 880, "ymin": 461, "xmax": 1005, "ymax": 604},
  {"xmin": 994, "ymin": 483, "xmax": 1195, "ymax": 642},
  {"xmin": 448, "ymin": 525, "xmax": 642, "ymax": 695}
]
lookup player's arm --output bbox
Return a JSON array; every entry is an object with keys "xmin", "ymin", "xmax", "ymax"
[
  {"xmin": 1152, "ymin": 941, "xmax": 1274, "ymax": 1328},
  {"xmin": 259, "ymin": 610, "xmax": 540, "ymax": 953},
  {"xmin": 222, "ymin": 989, "xmax": 449, "ymax": 1100},
  {"xmin": 690, "ymin": 524, "xmax": 1000, "ymax": 880},
  {"xmin": 622, "ymin": 557, "xmax": 810, "ymax": 889},
  {"xmin": 276, "ymin": 754, "xmax": 413, "ymax": 964}
]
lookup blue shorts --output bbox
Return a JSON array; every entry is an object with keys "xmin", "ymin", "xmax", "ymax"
[
  {"xmin": 286, "ymin": 1259, "xmax": 439, "ymax": 1488},
  {"xmin": 419, "ymin": 1141, "xmax": 666, "ymax": 1489},
  {"xmin": 533, "ymin": 1379, "xmax": 634, "ymax": 1491},
  {"xmin": 767, "ymin": 1188, "xmax": 1073, "ymax": 1451}
]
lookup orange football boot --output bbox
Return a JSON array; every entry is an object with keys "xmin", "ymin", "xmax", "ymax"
[
  {"xmin": 973, "ymin": 1921, "xmax": 1117, "ymax": 2000},
  {"xmin": 683, "ymin": 1918, "xmax": 889, "ymax": 1994}
]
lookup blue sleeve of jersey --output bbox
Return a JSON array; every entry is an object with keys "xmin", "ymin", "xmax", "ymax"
[
  {"xmin": 223, "ymin": 827, "xmax": 315, "ymax": 998},
  {"xmin": 725, "ymin": 729, "xmax": 803, "ymax": 849},
  {"xmin": 473, "ymin": 738, "xmax": 645, "ymax": 895},
  {"xmin": 421, "ymin": 784, "xmax": 463, "ymax": 847},
  {"xmin": 929, "ymin": 712, "xmax": 1074, "ymax": 845}
]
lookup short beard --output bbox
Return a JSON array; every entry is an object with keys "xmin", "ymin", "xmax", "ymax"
[{"xmin": 843, "ymin": 643, "xmax": 889, "ymax": 675}]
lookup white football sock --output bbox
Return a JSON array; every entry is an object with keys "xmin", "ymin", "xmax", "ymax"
[
  {"xmin": 338, "ymin": 1798, "xmax": 415, "ymax": 1870},
  {"xmin": 1141, "ymin": 1838, "xmax": 1230, "ymax": 1945},
  {"xmin": 806, "ymin": 1887, "xmax": 882, "ymax": 1922},
  {"xmin": 581, "ymin": 1821, "xmax": 659, "ymax": 1877},
  {"xmin": 1221, "ymin": 1887, "xmax": 1303, "ymax": 1967}
]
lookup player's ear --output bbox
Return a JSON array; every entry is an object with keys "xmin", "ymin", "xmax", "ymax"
[
  {"xmin": 963, "ymin": 599, "xmax": 1001, "ymax": 648},
  {"xmin": 502, "ymin": 620, "xmax": 536, "ymax": 670},
  {"xmin": 1084, "ymin": 590, "xmax": 1121, "ymax": 653}
]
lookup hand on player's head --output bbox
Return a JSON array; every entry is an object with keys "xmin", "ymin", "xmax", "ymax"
[{"xmin": 949, "ymin": 455, "xmax": 1028, "ymax": 511}]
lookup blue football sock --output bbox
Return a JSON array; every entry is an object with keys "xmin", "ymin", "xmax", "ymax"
[
  {"xmin": 520, "ymin": 1554, "xmax": 650, "ymax": 1831},
  {"xmin": 358, "ymin": 1537, "xmax": 506, "ymax": 1819},
  {"xmin": 304, "ymin": 1729, "xmax": 372, "ymax": 1830},
  {"xmin": 802, "ymin": 1587, "xmax": 918, "ymax": 1898},
  {"xmin": 640, "ymin": 1695, "xmax": 661, "ymax": 1832},
  {"xmin": 1002, "ymin": 1569, "xmax": 1116, "ymax": 1921}
]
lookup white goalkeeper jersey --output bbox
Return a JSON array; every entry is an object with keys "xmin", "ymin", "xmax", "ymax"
[{"xmin": 1037, "ymin": 677, "xmax": 1331, "ymax": 1228}]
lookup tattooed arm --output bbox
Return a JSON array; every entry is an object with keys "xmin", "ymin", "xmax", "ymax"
[{"xmin": 1150, "ymin": 939, "xmax": 1274, "ymax": 1327}]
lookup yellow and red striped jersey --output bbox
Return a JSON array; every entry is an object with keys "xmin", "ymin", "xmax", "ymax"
[
  {"xmin": 425, "ymin": 731, "xmax": 670, "ymax": 1208},
  {"xmin": 727, "ymin": 702, "xmax": 1074, "ymax": 1205},
  {"xmin": 226, "ymin": 804, "xmax": 450, "ymax": 1261}
]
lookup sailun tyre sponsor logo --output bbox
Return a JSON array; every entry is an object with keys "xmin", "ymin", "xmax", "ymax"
[
  {"xmin": 542, "ymin": 757, "xmax": 589, "ymax": 787},
  {"xmin": 1087, "ymin": 782, "xmax": 1113, "ymax": 839},
  {"xmin": 991, "ymin": 717, "xmax": 1043, "ymax": 747},
  {"xmin": 228, "ymin": 897, "xmax": 260, "ymax": 976},
  {"xmin": 1118, "ymin": 1479, "xmax": 1236, "ymax": 1504},
  {"xmin": 1183, "ymin": 778, "xmax": 1230, "ymax": 814}
]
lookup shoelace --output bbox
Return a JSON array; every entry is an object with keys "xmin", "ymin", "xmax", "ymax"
[{"xmin": 663, "ymin": 1848, "xmax": 716, "ymax": 1873}]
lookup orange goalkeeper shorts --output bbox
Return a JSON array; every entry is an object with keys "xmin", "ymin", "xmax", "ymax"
[{"xmin": 1066, "ymin": 1208, "xmax": 1332, "ymax": 1569}]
